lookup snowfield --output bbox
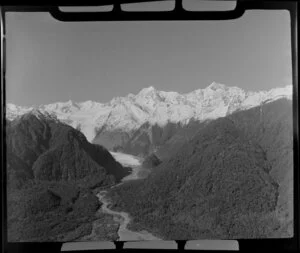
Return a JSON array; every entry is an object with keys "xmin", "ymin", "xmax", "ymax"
[{"xmin": 7, "ymin": 82, "xmax": 292, "ymax": 142}]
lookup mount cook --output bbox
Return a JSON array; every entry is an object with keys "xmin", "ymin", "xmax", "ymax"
[{"xmin": 7, "ymin": 82, "xmax": 292, "ymax": 157}]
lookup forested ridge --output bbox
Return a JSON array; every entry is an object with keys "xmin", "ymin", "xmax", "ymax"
[
  {"xmin": 108, "ymin": 98, "xmax": 293, "ymax": 239},
  {"xmin": 6, "ymin": 111, "xmax": 129, "ymax": 241},
  {"xmin": 142, "ymin": 153, "xmax": 162, "ymax": 169}
]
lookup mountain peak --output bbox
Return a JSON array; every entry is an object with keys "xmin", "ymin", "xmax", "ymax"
[
  {"xmin": 65, "ymin": 100, "xmax": 78, "ymax": 107},
  {"xmin": 25, "ymin": 108, "xmax": 59, "ymax": 122},
  {"xmin": 78, "ymin": 100, "xmax": 102, "ymax": 109},
  {"xmin": 146, "ymin": 85, "xmax": 155, "ymax": 90},
  {"xmin": 138, "ymin": 86, "xmax": 157, "ymax": 95},
  {"xmin": 207, "ymin": 82, "xmax": 227, "ymax": 91},
  {"xmin": 30, "ymin": 108, "xmax": 43, "ymax": 115},
  {"xmin": 6, "ymin": 83, "xmax": 292, "ymax": 142}
]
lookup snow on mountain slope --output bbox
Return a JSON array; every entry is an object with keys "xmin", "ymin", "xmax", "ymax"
[
  {"xmin": 6, "ymin": 104, "xmax": 34, "ymax": 121},
  {"xmin": 6, "ymin": 83, "xmax": 292, "ymax": 142},
  {"xmin": 110, "ymin": 152, "xmax": 142, "ymax": 167}
]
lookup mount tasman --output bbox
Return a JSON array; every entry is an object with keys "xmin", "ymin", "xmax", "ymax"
[{"xmin": 7, "ymin": 82, "xmax": 292, "ymax": 158}]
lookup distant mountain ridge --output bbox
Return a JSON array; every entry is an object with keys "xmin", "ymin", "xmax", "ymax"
[{"xmin": 7, "ymin": 83, "xmax": 292, "ymax": 156}]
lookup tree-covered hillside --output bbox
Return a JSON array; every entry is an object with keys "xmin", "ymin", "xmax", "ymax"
[
  {"xmin": 108, "ymin": 98, "xmax": 293, "ymax": 239},
  {"xmin": 142, "ymin": 153, "xmax": 162, "ymax": 169},
  {"xmin": 6, "ymin": 111, "xmax": 129, "ymax": 241}
]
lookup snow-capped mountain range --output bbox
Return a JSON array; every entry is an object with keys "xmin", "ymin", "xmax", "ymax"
[{"xmin": 7, "ymin": 82, "xmax": 292, "ymax": 143}]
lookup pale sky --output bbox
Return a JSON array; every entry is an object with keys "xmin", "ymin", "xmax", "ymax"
[{"xmin": 6, "ymin": 5, "xmax": 292, "ymax": 106}]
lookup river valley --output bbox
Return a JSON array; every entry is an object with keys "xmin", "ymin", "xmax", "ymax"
[{"xmin": 83, "ymin": 152, "xmax": 161, "ymax": 241}]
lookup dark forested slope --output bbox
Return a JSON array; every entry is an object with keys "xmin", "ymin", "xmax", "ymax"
[
  {"xmin": 227, "ymin": 98, "xmax": 293, "ymax": 236},
  {"xmin": 109, "ymin": 98, "xmax": 293, "ymax": 239},
  {"xmin": 7, "ymin": 111, "xmax": 129, "ymax": 188},
  {"xmin": 142, "ymin": 153, "xmax": 162, "ymax": 169},
  {"xmin": 6, "ymin": 111, "xmax": 129, "ymax": 241}
]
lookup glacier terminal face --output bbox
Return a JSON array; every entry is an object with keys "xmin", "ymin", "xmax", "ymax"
[{"xmin": 7, "ymin": 83, "xmax": 292, "ymax": 144}]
